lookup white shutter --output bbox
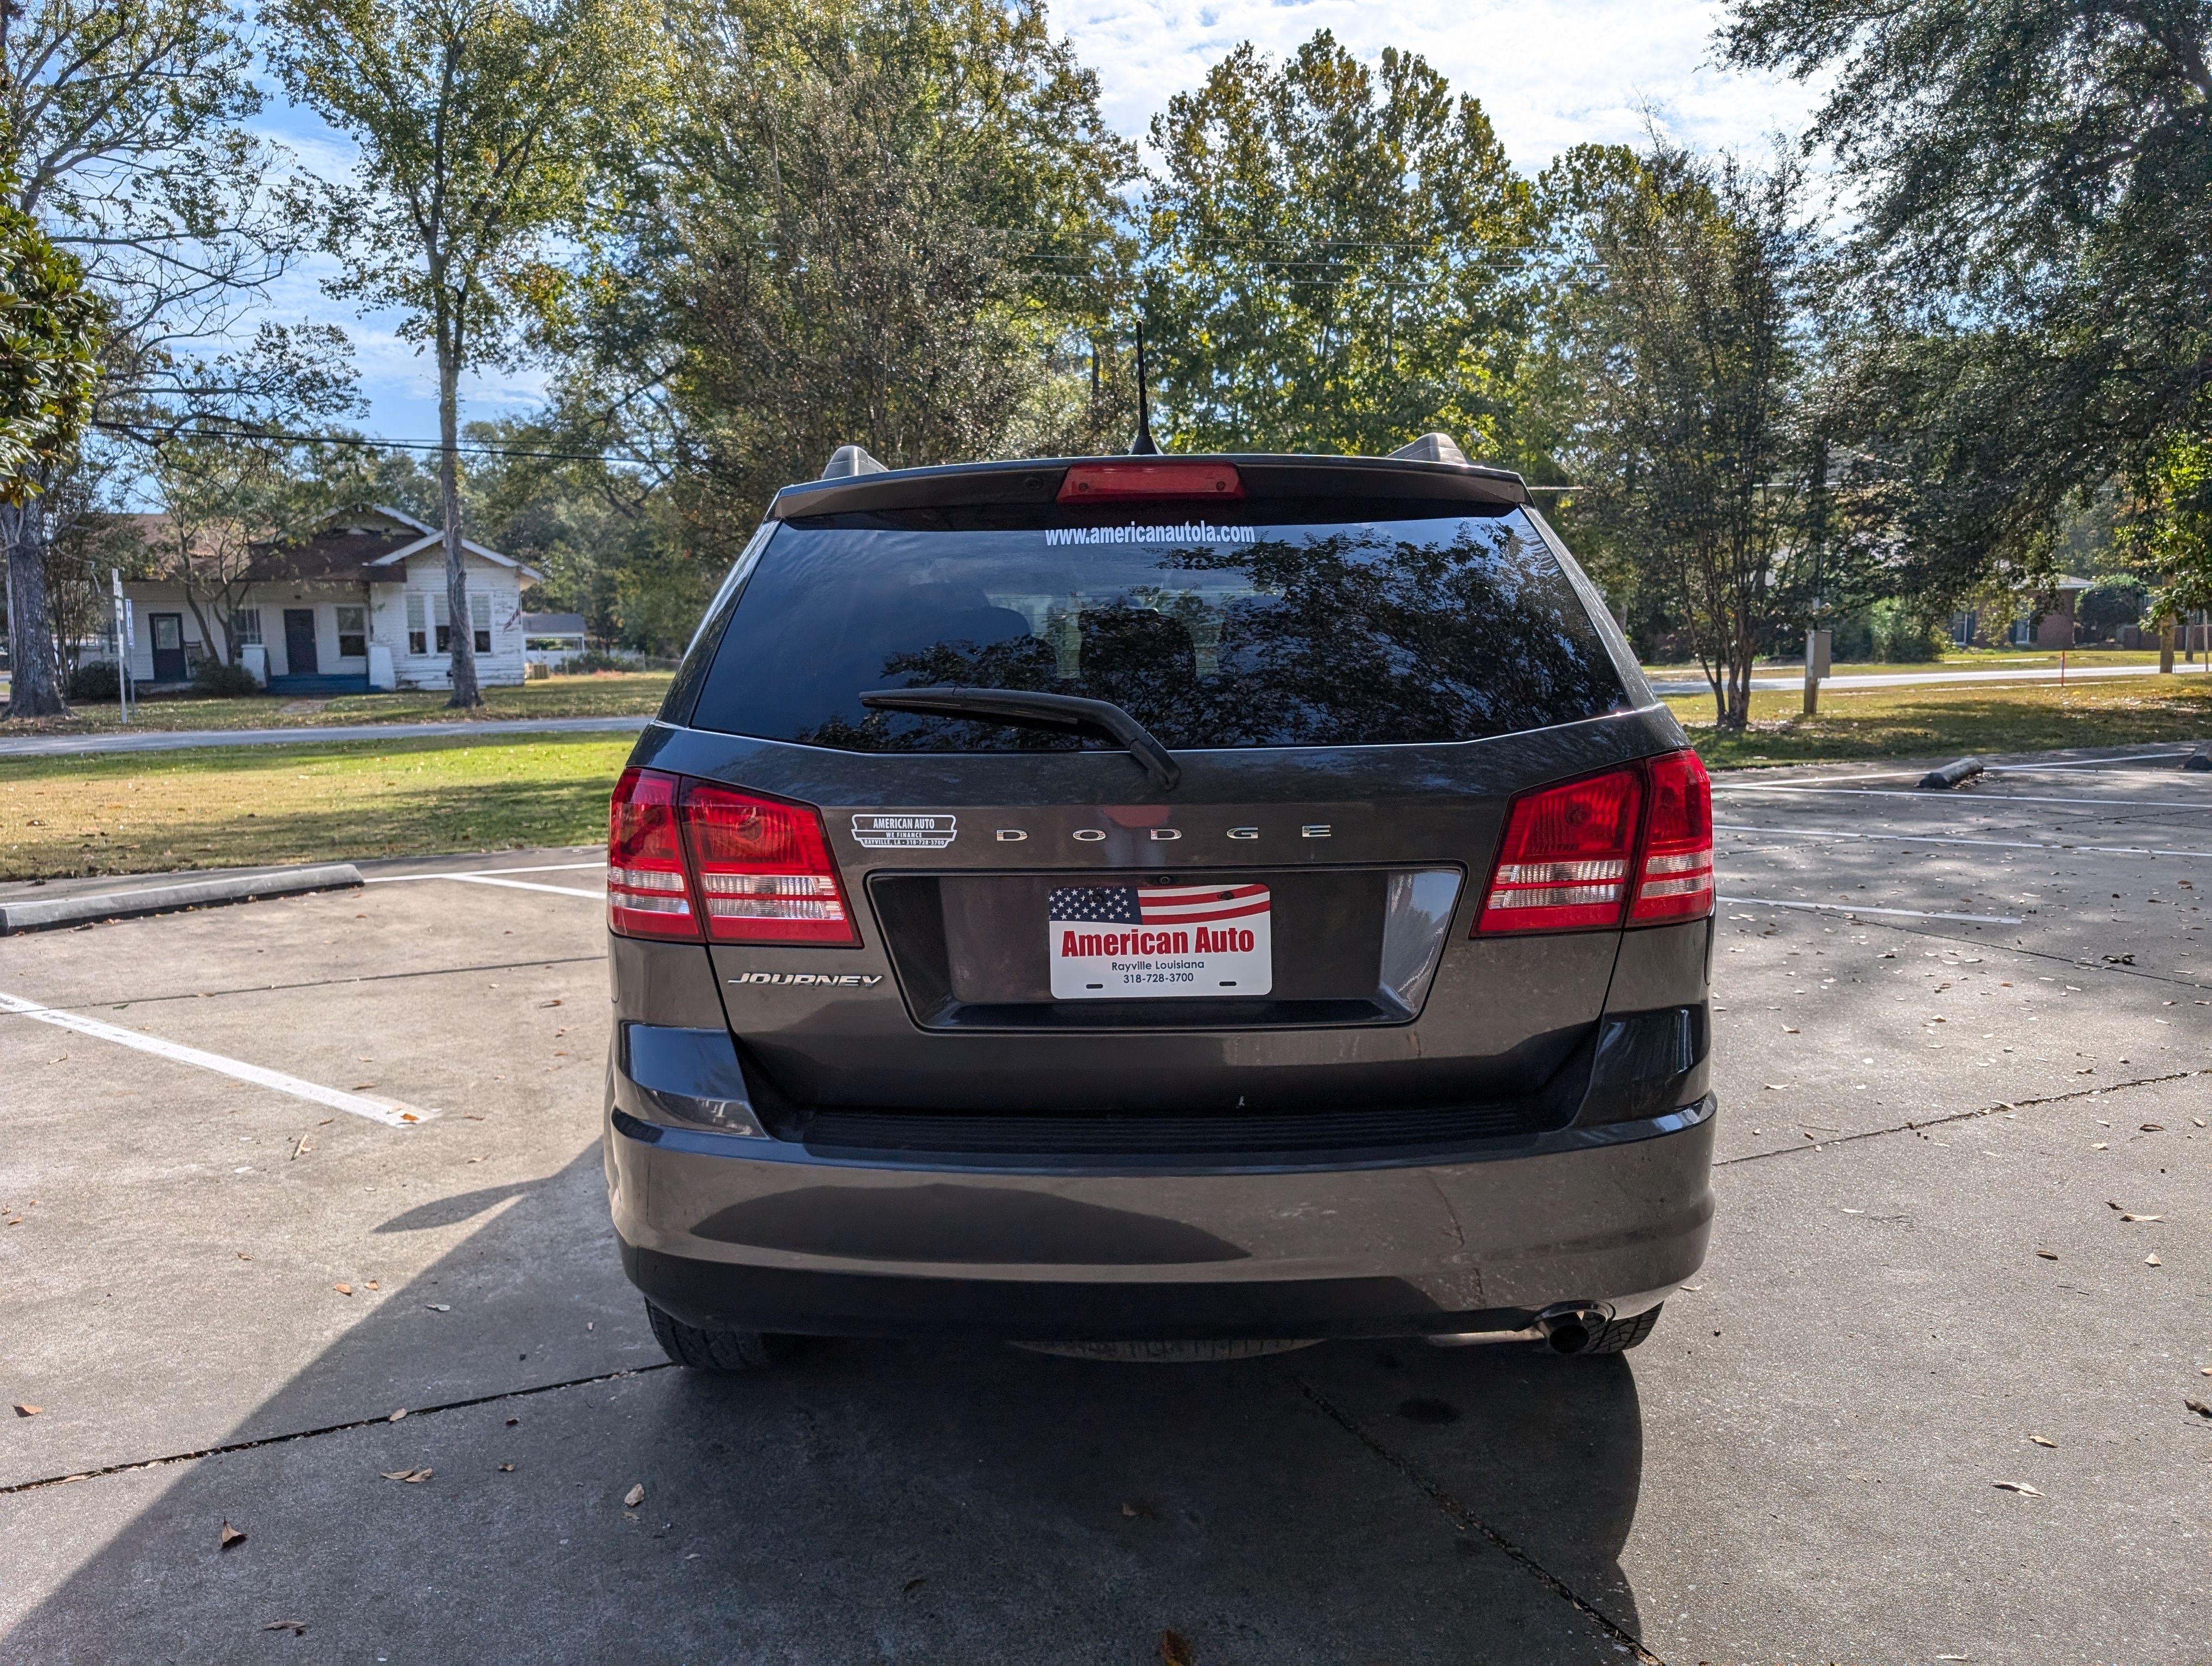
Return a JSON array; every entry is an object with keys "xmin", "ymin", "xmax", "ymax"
[
  {"xmin": 470, "ymin": 592, "xmax": 492, "ymax": 632},
  {"xmin": 406, "ymin": 593, "xmax": 427, "ymax": 655}
]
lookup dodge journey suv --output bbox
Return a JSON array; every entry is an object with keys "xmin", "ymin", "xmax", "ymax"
[{"xmin": 602, "ymin": 437, "xmax": 1716, "ymax": 1367}]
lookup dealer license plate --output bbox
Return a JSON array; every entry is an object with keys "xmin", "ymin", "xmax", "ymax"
[{"xmin": 1047, "ymin": 882, "xmax": 1273, "ymax": 999}]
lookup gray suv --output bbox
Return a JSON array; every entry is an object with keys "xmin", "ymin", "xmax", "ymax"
[{"xmin": 602, "ymin": 441, "xmax": 1715, "ymax": 1367}]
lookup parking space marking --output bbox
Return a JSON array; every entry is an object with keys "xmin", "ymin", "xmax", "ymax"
[
  {"xmin": 1714, "ymin": 895, "xmax": 2024, "ymax": 925},
  {"xmin": 1717, "ymin": 822, "xmax": 2212, "ymax": 860},
  {"xmin": 365, "ymin": 873, "xmax": 601, "ymax": 900},
  {"xmin": 0, "ymin": 990, "xmax": 436, "ymax": 1126},
  {"xmin": 1714, "ymin": 783, "xmax": 2212, "ymax": 810}
]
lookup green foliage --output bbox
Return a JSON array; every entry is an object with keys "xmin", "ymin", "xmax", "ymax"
[
  {"xmin": 191, "ymin": 656, "xmax": 260, "ymax": 695},
  {"xmin": 0, "ymin": 202, "xmax": 104, "ymax": 504},
  {"xmin": 1868, "ymin": 599, "xmax": 1943, "ymax": 662},
  {"xmin": 2078, "ymin": 576, "xmax": 2146, "ymax": 637},
  {"xmin": 1140, "ymin": 31, "xmax": 1534, "ymax": 457},
  {"xmin": 1723, "ymin": 1, "xmax": 2212, "ymax": 603},
  {"xmin": 2121, "ymin": 427, "xmax": 2212, "ymax": 618},
  {"xmin": 65, "ymin": 659, "xmax": 120, "ymax": 701},
  {"xmin": 1539, "ymin": 137, "xmax": 1822, "ymax": 729},
  {"xmin": 571, "ymin": 0, "xmax": 1136, "ymax": 555}
]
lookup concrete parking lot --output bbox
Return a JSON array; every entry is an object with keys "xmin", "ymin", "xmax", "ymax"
[{"xmin": 3, "ymin": 746, "xmax": 2208, "ymax": 1664}]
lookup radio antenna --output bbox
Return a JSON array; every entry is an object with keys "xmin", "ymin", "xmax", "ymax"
[{"xmin": 1130, "ymin": 325, "xmax": 1161, "ymax": 456}]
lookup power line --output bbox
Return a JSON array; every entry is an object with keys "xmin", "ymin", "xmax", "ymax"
[{"xmin": 92, "ymin": 418, "xmax": 658, "ymax": 467}]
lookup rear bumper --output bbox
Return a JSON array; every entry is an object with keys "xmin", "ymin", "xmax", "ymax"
[{"xmin": 604, "ymin": 1096, "xmax": 1716, "ymax": 1341}]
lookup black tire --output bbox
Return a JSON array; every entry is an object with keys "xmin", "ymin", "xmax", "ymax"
[
  {"xmin": 645, "ymin": 1299, "xmax": 779, "ymax": 1371},
  {"xmin": 1581, "ymin": 1304, "xmax": 1662, "ymax": 1354}
]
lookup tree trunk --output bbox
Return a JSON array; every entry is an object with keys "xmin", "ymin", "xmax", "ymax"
[
  {"xmin": 3, "ymin": 501, "xmax": 68, "ymax": 717},
  {"xmin": 438, "ymin": 331, "xmax": 481, "ymax": 709}
]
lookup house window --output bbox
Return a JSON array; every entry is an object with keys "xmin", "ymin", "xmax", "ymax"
[
  {"xmin": 434, "ymin": 593, "xmax": 452, "ymax": 653},
  {"xmin": 230, "ymin": 608, "xmax": 262, "ymax": 646},
  {"xmin": 470, "ymin": 592, "xmax": 492, "ymax": 655},
  {"xmin": 406, "ymin": 593, "xmax": 428, "ymax": 655},
  {"xmin": 336, "ymin": 605, "xmax": 366, "ymax": 659}
]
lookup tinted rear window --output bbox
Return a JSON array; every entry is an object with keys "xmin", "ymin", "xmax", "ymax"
[{"xmin": 687, "ymin": 508, "xmax": 1626, "ymax": 751}]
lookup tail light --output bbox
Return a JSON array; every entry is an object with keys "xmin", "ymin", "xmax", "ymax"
[
  {"xmin": 679, "ymin": 781, "xmax": 856, "ymax": 945},
  {"xmin": 606, "ymin": 770, "xmax": 857, "ymax": 946},
  {"xmin": 1475, "ymin": 749, "xmax": 1713, "ymax": 935},
  {"xmin": 1056, "ymin": 461, "xmax": 1244, "ymax": 502},
  {"xmin": 1630, "ymin": 750, "xmax": 1713, "ymax": 923},
  {"xmin": 608, "ymin": 768, "xmax": 696, "ymax": 939},
  {"xmin": 1476, "ymin": 765, "xmax": 1642, "ymax": 933}
]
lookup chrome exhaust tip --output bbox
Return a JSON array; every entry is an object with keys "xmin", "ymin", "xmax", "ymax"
[{"xmin": 1536, "ymin": 1305, "xmax": 1610, "ymax": 1355}]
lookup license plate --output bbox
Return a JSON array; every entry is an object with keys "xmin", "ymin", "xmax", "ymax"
[{"xmin": 1048, "ymin": 882, "xmax": 1273, "ymax": 999}]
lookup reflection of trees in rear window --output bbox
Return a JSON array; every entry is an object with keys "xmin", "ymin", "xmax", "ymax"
[{"xmin": 698, "ymin": 514, "xmax": 1624, "ymax": 750}]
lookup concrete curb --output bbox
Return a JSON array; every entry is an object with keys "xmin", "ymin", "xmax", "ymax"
[{"xmin": 0, "ymin": 863, "xmax": 364, "ymax": 935}]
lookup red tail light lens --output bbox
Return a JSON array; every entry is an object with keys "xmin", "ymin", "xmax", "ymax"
[
  {"xmin": 1630, "ymin": 749, "xmax": 1714, "ymax": 922},
  {"xmin": 678, "ymin": 781, "xmax": 857, "ymax": 945},
  {"xmin": 1056, "ymin": 462, "xmax": 1244, "ymax": 502},
  {"xmin": 608, "ymin": 767, "xmax": 696, "ymax": 939},
  {"xmin": 1476, "ymin": 766, "xmax": 1643, "ymax": 933}
]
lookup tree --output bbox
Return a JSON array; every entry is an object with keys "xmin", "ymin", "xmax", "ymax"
[
  {"xmin": 0, "ymin": 0, "xmax": 297, "ymax": 716},
  {"xmin": 1545, "ymin": 139, "xmax": 1821, "ymax": 729},
  {"xmin": 1140, "ymin": 31, "xmax": 1535, "ymax": 457},
  {"xmin": 567, "ymin": 0, "xmax": 1135, "ymax": 556},
  {"xmin": 0, "ymin": 202, "xmax": 104, "ymax": 711},
  {"xmin": 267, "ymin": 0, "xmax": 659, "ymax": 706},
  {"xmin": 1721, "ymin": 1, "xmax": 2212, "ymax": 595}
]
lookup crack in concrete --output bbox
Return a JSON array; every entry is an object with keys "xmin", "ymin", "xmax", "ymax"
[
  {"xmin": 1714, "ymin": 1068, "xmax": 2205, "ymax": 1167},
  {"xmin": 0, "ymin": 1363, "xmax": 672, "ymax": 1497},
  {"xmin": 0, "ymin": 953, "xmax": 609, "ymax": 1018},
  {"xmin": 1292, "ymin": 1374, "xmax": 1666, "ymax": 1665}
]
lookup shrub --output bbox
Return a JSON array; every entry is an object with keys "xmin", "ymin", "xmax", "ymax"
[
  {"xmin": 1869, "ymin": 600, "xmax": 1944, "ymax": 662},
  {"xmin": 2078, "ymin": 578, "xmax": 2146, "ymax": 639},
  {"xmin": 192, "ymin": 657, "xmax": 261, "ymax": 696},
  {"xmin": 562, "ymin": 649, "xmax": 641, "ymax": 674},
  {"xmin": 66, "ymin": 659, "xmax": 120, "ymax": 701}
]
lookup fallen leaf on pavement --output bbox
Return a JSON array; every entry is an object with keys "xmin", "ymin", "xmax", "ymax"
[
  {"xmin": 2092, "ymin": 1142, "xmax": 2108, "ymax": 1149},
  {"xmin": 2107, "ymin": 1200, "xmax": 2124, "ymax": 1210},
  {"xmin": 2120, "ymin": 1213, "xmax": 2164, "ymax": 1222},
  {"xmin": 902, "ymin": 1577, "xmax": 925, "ymax": 1595},
  {"xmin": 220, "ymin": 1521, "xmax": 247, "ymax": 1549},
  {"xmin": 2141, "ymin": 1124, "xmax": 2165, "ymax": 1132},
  {"xmin": 333, "ymin": 1284, "xmax": 352, "ymax": 1296},
  {"xmin": 12, "ymin": 1404, "xmax": 40, "ymax": 1417},
  {"xmin": 1122, "ymin": 1501, "xmax": 1160, "ymax": 1520},
  {"xmin": 380, "ymin": 1469, "xmax": 432, "ymax": 1483},
  {"xmin": 2028, "ymin": 1435, "xmax": 2056, "ymax": 1447},
  {"xmin": 2035, "ymin": 1251, "xmax": 2059, "ymax": 1260},
  {"xmin": 2146, "ymin": 1254, "xmax": 2163, "ymax": 1266},
  {"xmin": 425, "ymin": 1303, "xmax": 450, "ymax": 1312},
  {"xmin": 261, "ymin": 1620, "xmax": 307, "ymax": 1635},
  {"xmin": 2185, "ymin": 1399, "xmax": 2212, "ymax": 1419},
  {"xmin": 365, "ymin": 1281, "xmax": 378, "ymax": 1291},
  {"xmin": 389, "ymin": 1408, "xmax": 407, "ymax": 1421},
  {"xmin": 1992, "ymin": 1481, "xmax": 2042, "ymax": 1496},
  {"xmin": 1160, "ymin": 1630, "xmax": 1197, "ymax": 1666},
  {"xmin": 499, "ymin": 1463, "xmax": 514, "ymax": 1472},
  {"xmin": 623, "ymin": 1483, "xmax": 645, "ymax": 1508}
]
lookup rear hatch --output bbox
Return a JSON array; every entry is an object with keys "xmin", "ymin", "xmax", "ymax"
[{"xmin": 623, "ymin": 454, "xmax": 1690, "ymax": 1150}]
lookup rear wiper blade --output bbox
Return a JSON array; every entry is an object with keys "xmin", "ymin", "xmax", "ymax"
[{"xmin": 857, "ymin": 687, "xmax": 1181, "ymax": 792}]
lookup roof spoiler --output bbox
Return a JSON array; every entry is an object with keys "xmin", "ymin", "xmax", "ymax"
[
  {"xmin": 1388, "ymin": 432, "xmax": 1471, "ymax": 467},
  {"xmin": 821, "ymin": 444, "xmax": 889, "ymax": 479}
]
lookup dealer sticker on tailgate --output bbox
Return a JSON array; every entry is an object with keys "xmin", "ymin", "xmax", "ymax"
[{"xmin": 1049, "ymin": 883, "xmax": 1272, "ymax": 999}]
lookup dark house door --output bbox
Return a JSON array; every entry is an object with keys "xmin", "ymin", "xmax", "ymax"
[
  {"xmin": 150, "ymin": 613, "xmax": 187, "ymax": 682},
  {"xmin": 283, "ymin": 608, "xmax": 318, "ymax": 675}
]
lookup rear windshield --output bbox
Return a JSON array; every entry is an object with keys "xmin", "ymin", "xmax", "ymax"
[{"xmin": 685, "ymin": 508, "xmax": 1626, "ymax": 751}]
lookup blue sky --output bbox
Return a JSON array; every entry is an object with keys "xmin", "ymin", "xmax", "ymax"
[{"xmin": 250, "ymin": 0, "xmax": 1822, "ymax": 447}]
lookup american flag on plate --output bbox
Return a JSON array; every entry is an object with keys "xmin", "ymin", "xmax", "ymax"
[{"xmin": 1048, "ymin": 883, "xmax": 1272, "ymax": 1000}]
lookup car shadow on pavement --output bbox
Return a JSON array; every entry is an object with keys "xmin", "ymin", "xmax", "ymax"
[{"xmin": 9, "ymin": 1146, "xmax": 1649, "ymax": 1663}]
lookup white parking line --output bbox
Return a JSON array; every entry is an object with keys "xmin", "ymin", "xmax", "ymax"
[
  {"xmin": 365, "ymin": 872, "xmax": 601, "ymax": 898},
  {"xmin": 1716, "ymin": 823, "xmax": 2212, "ymax": 860},
  {"xmin": 1713, "ymin": 784, "xmax": 2212, "ymax": 811},
  {"xmin": 1715, "ymin": 896, "xmax": 2024, "ymax": 925},
  {"xmin": 0, "ymin": 991, "xmax": 435, "ymax": 1126}
]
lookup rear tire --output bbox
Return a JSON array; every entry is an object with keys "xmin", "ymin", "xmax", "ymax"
[
  {"xmin": 1581, "ymin": 1304, "xmax": 1662, "ymax": 1354},
  {"xmin": 645, "ymin": 1299, "xmax": 779, "ymax": 1371}
]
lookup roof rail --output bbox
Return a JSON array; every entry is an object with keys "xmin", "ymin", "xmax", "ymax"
[
  {"xmin": 1388, "ymin": 433, "xmax": 1471, "ymax": 467},
  {"xmin": 821, "ymin": 444, "xmax": 889, "ymax": 479}
]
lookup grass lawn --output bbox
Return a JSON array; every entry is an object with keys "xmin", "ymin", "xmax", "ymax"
[
  {"xmin": 0, "ymin": 732, "xmax": 635, "ymax": 880},
  {"xmin": 0, "ymin": 671, "xmax": 671, "ymax": 736},
  {"xmin": 1667, "ymin": 676, "xmax": 2212, "ymax": 768},
  {"xmin": 1642, "ymin": 646, "xmax": 2179, "ymax": 681}
]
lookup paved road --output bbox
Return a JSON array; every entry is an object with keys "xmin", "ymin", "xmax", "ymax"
[
  {"xmin": 1647, "ymin": 657, "xmax": 2212, "ymax": 695},
  {"xmin": 0, "ymin": 713, "xmax": 653, "ymax": 759},
  {"xmin": 3, "ymin": 759, "xmax": 2210, "ymax": 1662}
]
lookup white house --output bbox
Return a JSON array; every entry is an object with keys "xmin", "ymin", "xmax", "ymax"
[{"xmin": 120, "ymin": 505, "xmax": 543, "ymax": 694}]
